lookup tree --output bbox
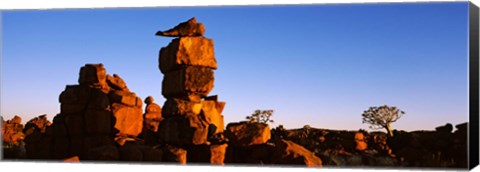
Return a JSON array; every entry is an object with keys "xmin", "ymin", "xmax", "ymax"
[
  {"xmin": 246, "ymin": 109, "xmax": 274, "ymax": 124},
  {"xmin": 361, "ymin": 105, "xmax": 404, "ymax": 137}
]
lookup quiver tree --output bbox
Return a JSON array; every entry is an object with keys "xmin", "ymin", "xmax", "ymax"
[
  {"xmin": 246, "ymin": 109, "xmax": 274, "ymax": 124},
  {"xmin": 362, "ymin": 105, "xmax": 404, "ymax": 137}
]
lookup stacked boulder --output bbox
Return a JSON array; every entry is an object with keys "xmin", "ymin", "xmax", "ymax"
[
  {"xmin": 141, "ymin": 96, "xmax": 162, "ymax": 145},
  {"xmin": 156, "ymin": 17, "xmax": 227, "ymax": 164},
  {"xmin": 54, "ymin": 64, "xmax": 144, "ymax": 160}
]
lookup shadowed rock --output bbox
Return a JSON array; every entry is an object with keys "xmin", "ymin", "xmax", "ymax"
[{"xmin": 155, "ymin": 17, "xmax": 205, "ymax": 37}]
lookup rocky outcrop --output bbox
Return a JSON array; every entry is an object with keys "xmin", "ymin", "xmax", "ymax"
[
  {"xmin": 2, "ymin": 116, "xmax": 25, "ymax": 146},
  {"xmin": 271, "ymin": 139, "xmax": 322, "ymax": 167},
  {"xmin": 156, "ymin": 17, "xmax": 227, "ymax": 164},
  {"xmin": 225, "ymin": 122, "xmax": 271, "ymax": 147}
]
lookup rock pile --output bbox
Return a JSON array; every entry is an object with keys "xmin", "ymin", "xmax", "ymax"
[
  {"xmin": 2, "ymin": 116, "xmax": 24, "ymax": 146},
  {"xmin": 52, "ymin": 63, "xmax": 146, "ymax": 160},
  {"xmin": 155, "ymin": 17, "xmax": 227, "ymax": 164}
]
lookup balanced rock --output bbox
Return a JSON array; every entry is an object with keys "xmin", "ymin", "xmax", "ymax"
[
  {"xmin": 159, "ymin": 37, "xmax": 216, "ymax": 73},
  {"xmin": 144, "ymin": 96, "xmax": 163, "ymax": 132},
  {"xmin": 225, "ymin": 121, "xmax": 271, "ymax": 147},
  {"xmin": 271, "ymin": 139, "xmax": 322, "ymax": 167},
  {"xmin": 155, "ymin": 17, "xmax": 205, "ymax": 37},
  {"xmin": 162, "ymin": 66, "xmax": 214, "ymax": 98}
]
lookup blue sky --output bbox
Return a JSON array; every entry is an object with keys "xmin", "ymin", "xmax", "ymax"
[{"xmin": 1, "ymin": 2, "xmax": 470, "ymax": 131}]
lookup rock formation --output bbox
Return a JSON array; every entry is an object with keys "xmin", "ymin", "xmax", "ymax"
[
  {"xmin": 156, "ymin": 17, "xmax": 227, "ymax": 164},
  {"xmin": 2, "ymin": 116, "xmax": 24, "ymax": 146},
  {"xmin": 49, "ymin": 64, "xmax": 146, "ymax": 160}
]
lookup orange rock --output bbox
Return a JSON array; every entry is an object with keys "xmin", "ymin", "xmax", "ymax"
[
  {"xmin": 355, "ymin": 141, "xmax": 368, "ymax": 151},
  {"xmin": 225, "ymin": 122, "xmax": 271, "ymax": 147},
  {"xmin": 11, "ymin": 116, "xmax": 22, "ymax": 124},
  {"xmin": 64, "ymin": 156, "xmax": 80, "ymax": 162},
  {"xmin": 163, "ymin": 145, "xmax": 187, "ymax": 164},
  {"xmin": 106, "ymin": 74, "xmax": 128, "ymax": 90},
  {"xmin": 271, "ymin": 139, "xmax": 322, "ymax": 167},
  {"xmin": 354, "ymin": 132, "xmax": 365, "ymax": 141},
  {"xmin": 155, "ymin": 17, "xmax": 205, "ymax": 37},
  {"xmin": 200, "ymin": 100, "xmax": 225, "ymax": 134},
  {"xmin": 108, "ymin": 90, "xmax": 141, "ymax": 107},
  {"xmin": 162, "ymin": 66, "xmax": 214, "ymax": 98},
  {"xmin": 111, "ymin": 103, "xmax": 143, "ymax": 137},
  {"xmin": 162, "ymin": 98, "xmax": 203, "ymax": 117},
  {"xmin": 159, "ymin": 37, "xmax": 216, "ymax": 73},
  {"xmin": 210, "ymin": 144, "xmax": 228, "ymax": 165}
]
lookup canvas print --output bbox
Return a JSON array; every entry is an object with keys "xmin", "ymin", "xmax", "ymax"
[{"xmin": 1, "ymin": 1, "xmax": 478, "ymax": 170}]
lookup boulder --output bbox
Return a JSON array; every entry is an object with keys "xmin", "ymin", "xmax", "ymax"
[
  {"xmin": 225, "ymin": 122, "xmax": 271, "ymax": 147},
  {"xmin": 271, "ymin": 139, "xmax": 322, "ymax": 167},
  {"xmin": 163, "ymin": 145, "xmax": 187, "ymax": 164},
  {"xmin": 210, "ymin": 144, "xmax": 228, "ymax": 165},
  {"xmin": 64, "ymin": 156, "xmax": 80, "ymax": 162},
  {"xmin": 162, "ymin": 98, "xmax": 202, "ymax": 117},
  {"xmin": 78, "ymin": 64, "xmax": 108, "ymax": 88},
  {"xmin": 162, "ymin": 66, "xmax": 214, "ymax": 98},
  {"xmin": 106, "ymin": 74, "xmax": 128, "ymax": 91},
  {"xmin": 111, "ymin": 103, "xmax": 143, "ymax": 137},
  {"xmin": 159, "ymin": 37, "xmax": 216, "ymax": 73},
  {"xmin": 84, "ymin": 110, "xmax": 113, "ymax": 135},
  {"xmin": 108, "ymin": 90, "xmax": 142, "ymax": 107},
  {"xmin": 200, "ymin": 100, "xmax": 225, "ymax": 134},
  {"xmin": 155, "ymin": 17, "xmax": 205, "ymax": 37},
  {"xmin": 158, "ymin": 114, "xmax": 210, "ymax": 145},
  {"xmin": 64, "ymin": 114, "xmax": 84, "ymax": 136}
]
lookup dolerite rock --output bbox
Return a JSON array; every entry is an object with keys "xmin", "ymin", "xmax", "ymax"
[
  {"xmin": 158, "ymin": 113, "xmax": 210, "ymax": 145},
  {"xmin": 23, "ymin": 115, "xmax": 52, "ymax": 159},
  {"xmin": 354, "ymin": 132, "xmax": 368, "ymax": 151},
  {"xmin": 163, "ymin": 145, "xmax": 187, "ymax": 164},
  {"xmin": 142, "ymin": 96, "xmax": 162, "ymax": 145},
  {"xmin": 435, "ymin": 123, "xmax": 453, "ymax": 134},
  {"xmin": 155, "ymin": 17, "xmax": 205, "ymax": 37},
  {"xmin": 225, "ymin": 122, "xmax": 271, "ymax": 147},
  {"xmin": 159, "ymin": 37, "xmax": 216, "ymax": 73},
  {"xmin": 162, "ymin": 98, "xmax": 203, "ymax": 117},
  {"xmin": 106, "ymin": 74, "xmax": 128, "ymax": 91},
  {"xmin": 271, "ymin": 139, "xmax": 322, "ymax": 167},
  {"xmin": 156, "ymin": 17, "xmax": 227, "ymax": 164},
  {"xmin": 111, "ymin": 103, "xmax": 143, "ymax": 137},
  {"xmin": 54, "ymin": 64, "xmax": 145, "ymax": 160},
  {"xmin": 78, "ymin": 64, "xmax": 109, "ymax": 92},
  {"xmin": 87, "ymin": 145, "xmax": 119, "ymax": 161},
  {"xmin": 200, "ymin": 100, "xmax": 226, "ymax": 134},
  {"xmin": 162, "ymin": 66, "xmax": 214, "ymax": 98},
  {"xmin": 2, "ymin": 116, "xmax": 25, "ymax": 146}
]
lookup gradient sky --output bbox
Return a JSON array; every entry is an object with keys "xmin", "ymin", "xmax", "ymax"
[{"xmin": 1, "ymin": 2, "xmax": 470, "ymax": 131}]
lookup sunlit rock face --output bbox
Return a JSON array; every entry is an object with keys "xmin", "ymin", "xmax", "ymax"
[{"xmin": 156, "ymin": 17, "xmax": 227, "ymax": 164}]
